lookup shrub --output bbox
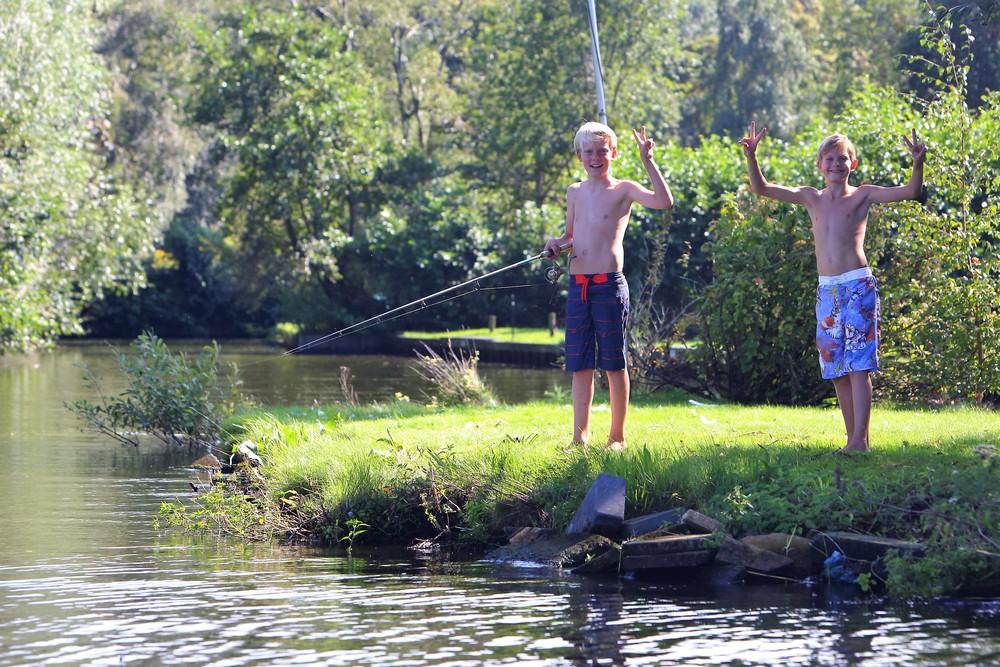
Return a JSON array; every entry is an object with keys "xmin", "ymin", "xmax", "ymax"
[
  {"xmin": 412, "ymin": 342, "xmax": 495, "ymax": 406},
  {"xmin": 68, "ymin": 332, "xmax": 239, "ymax": 448}
]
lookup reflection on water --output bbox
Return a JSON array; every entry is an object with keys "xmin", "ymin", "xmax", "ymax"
[{"xmin": 1, "ymin": 344, "xmax": 999, "ymax": 666}]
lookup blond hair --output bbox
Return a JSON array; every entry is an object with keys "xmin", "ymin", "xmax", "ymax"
[
  {"xmin": 817, "ymin": 134, "xmax": 857, "ymax": 163},
  {"xmin": 574, "ymin": 122, "xmax": 618, "ymax": 152}
]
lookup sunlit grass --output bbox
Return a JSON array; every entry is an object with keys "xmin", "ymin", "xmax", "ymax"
[{"xmin": 401, "ymin": 327, "xmax": 562, "ymax": 345}]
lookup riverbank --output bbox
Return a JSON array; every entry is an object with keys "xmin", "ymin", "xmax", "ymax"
[{"xmin": 200, "ymin": 391, "xmax": 1000, "ymax": 598}]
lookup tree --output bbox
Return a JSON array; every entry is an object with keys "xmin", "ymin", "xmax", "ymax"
[
  {"xmin": 189, "ymin": 7, "xmax": 387, "ymax": 310},
  {"xmin": 0, "ymin": 0, "xmax": 154, "ymax": 353}
]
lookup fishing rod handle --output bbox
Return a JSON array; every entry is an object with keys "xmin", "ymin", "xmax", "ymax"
[{"xmin": 542, "ymin": 240, "xmax": 574, "ymax": 259}]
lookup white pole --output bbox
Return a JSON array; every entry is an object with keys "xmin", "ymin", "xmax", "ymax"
[{"xmin": 586, "ymin": 0, "xmax": 607, "ymax": 124}]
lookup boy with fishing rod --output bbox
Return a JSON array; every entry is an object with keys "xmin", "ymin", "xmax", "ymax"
[
  {"xmin": 544, "ymin": 122, "xmax": 674, "ymax": 450},
  {"xmin": 739, "ymin": 121, "xmax": 926, "ymax": 452}
]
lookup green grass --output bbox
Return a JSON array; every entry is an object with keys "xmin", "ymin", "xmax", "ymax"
[
  {"xmin": 218, "ymin": 392, "xmax": 1000, "ymax": 597},
  {"xmin": 401, "ymin": 327, "xmax": 562, "ymax": 345}
]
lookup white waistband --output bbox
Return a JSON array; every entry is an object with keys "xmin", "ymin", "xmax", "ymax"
[{"xmin": 818, "ymin": 266, "xmax": 873, "ymax": 286}]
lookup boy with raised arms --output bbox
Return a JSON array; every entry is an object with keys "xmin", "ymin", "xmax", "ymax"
[
  {"xmin": 739, "ymin": 121, "xmax": 926, "ymax": 452},
  {"xmin": 544, "ymin": 122, "xmax": 674, "ymax": 449}
]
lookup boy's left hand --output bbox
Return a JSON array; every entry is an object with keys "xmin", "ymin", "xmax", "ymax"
[
  {"xmin": 902, "ymin": 128, "xmax": 927, "ymax": 163},
  {"xmin": 632, "ymin": 126, "xmax": 655, "ymax": 162}
]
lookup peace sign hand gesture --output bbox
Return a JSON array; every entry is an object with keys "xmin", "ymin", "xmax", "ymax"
[
  {"xmin": 739, "ymin": 120, "xmax": 767, "ymax": 158},
  {"xmin": 632, "ymin": 126, "xmax": 655, "ymax": 162},
  {"xmin": 901, "ymin": 128, "xmax": 927, "ymax": 164}
]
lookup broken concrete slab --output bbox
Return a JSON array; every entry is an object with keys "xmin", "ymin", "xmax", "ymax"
[
  {"xmin": 619, "ymin": 508, "xmax": 686, "ymax": 540},
  {"xmin": 572, "ymin": 544, "xmax": 622, "ymax": 576},
  {"xmin": 622, "ymin": 533, "xmax": 715, "ymax": 557},
  {"xmin": 621, "ymin": 550, "xmax": 716, "ymax": 570},
  {"xmin": 810, "ymin": 531, "xmax": 926, "ymax": 564},
  {"xmin": 695, "ymin": 564, "xmax": 747, "ymax": 586},
  {"xmin": 565, "ymin": 473, "xmax": 626, "ymax": 538},
  {"xmin": 716, "ymin": 537, "xmax": 794, "ymax": 575},
  {"xmin": 505, "ymin": 527, "xmax": 558, "ymax": 546},
  {"xmin": 681, "ymin": 509, "xmax": 724, "ymax": 534},
  {"xmin": 742, "ymin": 533, "xmax": 816, "ymax": 577},
  {"xmin": 485, "ymin": 534, "xmax": 614, "ymax": 569}
]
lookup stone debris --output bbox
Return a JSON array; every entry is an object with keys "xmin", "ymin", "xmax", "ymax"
[
  {"xmin": 565, "ymin": 473, "xmax": 626, "ymax": 538},
  {"xmin": 716, "ymin": 536, "xmax": 794, "ymax": 575},
  {"xmin": 622, "ymin": 534, "xmax": 715, "ymax": 556},
  {"xmin": 741, "ymin": 533, "xmax": 816, "ymax": 577},
  {"xmin": 810, "ymin": 531, "xmax": 926, "ymax": 564},
  {"xmin": 619, "ymin": 508, "xmax": 686, "ymax": 539},
  {"xmin": 571, "ymin": 544, "xmax": 622, "ymax": 575},
  {"xmin": 232, "ymin": 440, "xmax": 263, "ymax": 467},
  {"xmin": 486, "ymin": 533, "xmax": 614, "ymax": 569},
  {"xmin": 506, "ymin": 527, "xmax": 557, "ymax": 546},
  {"xmin": 622, "ymin": 550, "xmax": 716, "ymax": 570},
  {"xmin": 681, "ymin": 509, "xmax": 724, "ymax": 534}
]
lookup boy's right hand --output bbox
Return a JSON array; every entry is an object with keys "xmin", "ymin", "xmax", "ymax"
[
  {"xmin": 543, "ymin": 238, "xmax": 562, "ymax": 258},
  {"xmin": 739, "ymin": 120, "xmax": 767, "ymax": 158}
]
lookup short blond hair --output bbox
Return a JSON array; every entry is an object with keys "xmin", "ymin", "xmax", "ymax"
[
  {"xmin": 574, "ymin": 122, "xmax": 618, "ymax": 152},
  {"xmin": 817, "ymin": 134, "xmax": 856, "ymax": 163}
]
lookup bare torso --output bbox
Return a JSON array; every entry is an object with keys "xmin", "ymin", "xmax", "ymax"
[
  {"xmin": 567, "ymin": 178, "xmax": 635, "ymax": 274},
  {"xmin": 802, "ymin": 185, "xmax": 873, "ymax": 276}
]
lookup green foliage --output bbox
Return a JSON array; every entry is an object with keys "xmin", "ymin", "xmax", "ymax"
[
  {"xmin": 68, "ymin": 333, "xmax": 238, "ymax": 448},
  {"xmin": 189, "ymin": 6, "xmax": 386, "ymax": 307},
  {"xmin": 0, "ymin": 0, "xmax": 155, "ymax": 353},
  {"xmin": 412, "ymin": 343, "xmax": 495, "ymax": 406}
]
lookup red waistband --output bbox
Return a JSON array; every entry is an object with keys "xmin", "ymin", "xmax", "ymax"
[{"xmin": 574, "ymin": 273, "xmax": 610, "ymax": 302}]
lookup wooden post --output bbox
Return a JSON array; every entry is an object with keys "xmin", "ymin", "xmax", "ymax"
[
  {"xmin": 488, "ymin": 314, "xmax": 497, "ymax": 332},
  {"xmin": 549, "ymin": 312, "xmax": 557, "ymax": 336}
]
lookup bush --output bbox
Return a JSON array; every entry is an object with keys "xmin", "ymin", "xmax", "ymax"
[
  {"xmin": 412, "ymin": 342, "xmax": 495, "ymax": 406},
  {"xmin": 68, "ymin": 332, "xmax": 239, "ymax": 448}
]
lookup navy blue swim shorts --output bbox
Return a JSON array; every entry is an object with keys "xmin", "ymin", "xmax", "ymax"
[{"xmin": 564, "ymin": 272, "xmax": 629, "ymax": 372}]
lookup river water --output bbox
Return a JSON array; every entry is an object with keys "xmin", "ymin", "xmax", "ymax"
[{"xmin": 1, "ymin": 342, "xmax": 998, "ymax": 666}]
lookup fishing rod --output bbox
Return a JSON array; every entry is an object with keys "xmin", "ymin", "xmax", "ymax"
[{"xmin": 280, "ymin": 241, "xmax": 572, "ymax": 356}]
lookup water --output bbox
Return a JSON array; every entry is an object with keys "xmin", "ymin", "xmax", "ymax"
[{"xmin": 1, "ymin": 343, "xmax": 999, "ymax": 666}]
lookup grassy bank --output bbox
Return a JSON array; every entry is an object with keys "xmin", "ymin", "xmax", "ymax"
[
  {"xmin": 401, "ymin": 327, "xmax": 562, "ymax": 345},
  {"xmin": 200, "ymin": 391, "xmax": 1000, "ymax": 597}
]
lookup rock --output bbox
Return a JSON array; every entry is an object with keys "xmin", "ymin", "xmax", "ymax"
[
  {"xmin": 681, "ymin": 509, "xmax": 724, "ymax": 534},
  {"xmin": 742, "ymin": 533, "xmax": 817, "ymax": 577},
  {"xmin": 622, "ymin": 550, "xmax": 716, "ymax": 570},
  {"xmin": 192, "ymin": 453, "xmax": 222, "ymax": 468},
  {"xmin": 507, "ymin": 527, "xmax": 557, "ymax": 546},
  {"xmin": 565, "ymin": 473, "xmax": 626, "ymax": 538},
  {"xmin": 232, "ymin": 440, "xmax": 263, "ymax": 467},
  {"xmin": 716, "ymin": 536, "xmax": 794, "ymax": 575},
  {"xmin": 572, "ymin": 544, "xmax": 622, "ymax": 576},
  {"xmin": 619, "ymin": 508, "xmax": 686, "ymax": 539},
  {"xmin": 810, "ymin": 531, "xmax": 926, "ymax": 564},
  {"xmin": 485, "ymin": 534, "xmax": 614, "ymax": 569},
  {"xmin": 622, "ymin": 534, "xmax": 715, "ymax": 557}
]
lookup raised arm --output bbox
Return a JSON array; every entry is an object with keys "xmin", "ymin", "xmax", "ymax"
[
  {"xmin": 626, "ymin": 126, "xmax": 674, "ymax": 209},
  {"xmin": 861, "ymin": 129, "xmax": 927, "ymax": 204},
  {"xmin": 543, "ymin": 185, "xmax": 576, "ymax": 257},
  {"xmin": 740, "ymin": 120, "xmax": 813, "ymax": 205}
]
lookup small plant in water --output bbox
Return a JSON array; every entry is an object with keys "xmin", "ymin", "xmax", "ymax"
[
  {"xmin": 340, "ymin": 515, "xmax": 368, "ymax": 553},
  {"xmin": 67, "ymin": 332, "xmax": 240, "ymax": 448}
]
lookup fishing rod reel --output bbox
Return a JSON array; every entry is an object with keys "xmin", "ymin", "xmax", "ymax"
[{"xmin": 543, "ymin": 262, "xmax": 564, "ymax": 284}]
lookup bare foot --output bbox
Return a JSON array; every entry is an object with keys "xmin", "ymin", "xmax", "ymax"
[
  {"xmin": 606, "ymin": 440, "xmax": 627, "ymax": 452},
  {"xmin": 836, "ymin": 443, "xmax": 870, "ymax": 455},
  {"xmin": 562, "ymin": 440, "xmax": 588, "ymax": 454}
]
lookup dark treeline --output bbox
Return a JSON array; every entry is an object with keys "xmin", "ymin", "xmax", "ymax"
[{"xmin": 3, "ymin": 0, "xmax": 999, "ymax": 402}]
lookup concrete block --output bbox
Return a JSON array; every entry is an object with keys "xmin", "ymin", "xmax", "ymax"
[
  {"xmin": 810, "ymin": 531, "xmax": 926, "ymax": 564},
  {"xmin": 742, "ymin": 533, "xmax": 817, "ymax": 577},
  {"xmin": 681, "ymin": 509, "xmax": 724, "ymax": 534},
  {"xmin": 621, "ymin": 550, "xmax": 716, "ymax": 570},
  {"xmin": 565, "ymin": 473, "xmax": 626, "ymax": 537},
  {"xmin": 572, "ymin": 544, "xmax": 621, "ymax": 576},
  {"xmin": 619, "ymin": 508, "xmax": 686, "ymax": 539},
  {"xmin": 485, "ymin": 534, "xmax": 614, "ymax": 569},
  {"xmin": 716, "ymin": 536, "xmax": 794, "ymax": 575},
  {"xmin": 622, "ymin": 534, "xmax": 714, "ymax": 557}
]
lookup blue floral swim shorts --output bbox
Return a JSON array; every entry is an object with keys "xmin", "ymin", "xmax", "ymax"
[
  {"xmin": 815, "ymin": 267, "xmax": 881, "ymax": 380},
  {"xmin": 565, "ymin": 272, "xmax": 629, "ymax": 372}
]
